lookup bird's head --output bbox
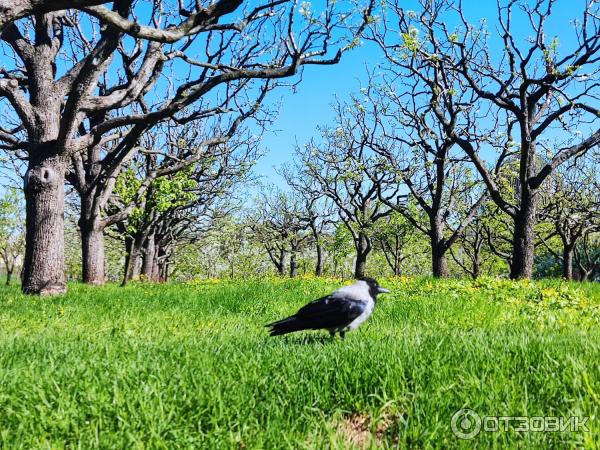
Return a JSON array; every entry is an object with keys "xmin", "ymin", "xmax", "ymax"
[{"xmin": 358, "ymin": 277, "xmax": 390, "ymax": 299}]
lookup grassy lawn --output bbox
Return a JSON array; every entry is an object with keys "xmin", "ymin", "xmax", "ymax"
[{"xmin": 0, "ymin": 277, "xmax": 599, "ymax": 449}]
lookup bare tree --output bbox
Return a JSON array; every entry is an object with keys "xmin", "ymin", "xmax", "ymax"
[
  {"xmin": 354, "ymin": 73, "xmax": 487, "ymax": 277},
  {"xmin": 108, "ymin": 131, "xmax": 255, "ymax": 284},
  {"xmin": 295, "ymin": 100, "xmax": 393, "ymax": 278},
  {"xmin": 68, "ymin": 108, "xmax": 262, "ymax": 285},
  {"xmin": 574, "ymin": 231, "xmax": 600, "ymax": 281},
  {"xmin": 249, "ymin": 187, "xmax": 310, "ymax": 277},
  {"xmin": 0, "ymin": 0, "xmax": 374, "ymax": 294},
  {"xmin": 281, "ymin": 166, "xmax": 334, "ymax": 276},
  {"xmin": 371, "ymin": 212, "xmax": 416, "ymax": 276},
  {"xmin": 449, "ymin": 217, "xmax": 488, "ymax": 279},
  {"xmin": 370, "ymin": 0, "xmax": 600, "ymax": 279},
  {"xmin": 539, "ymin": 156, "xmax": 600, "ymax": 279}
]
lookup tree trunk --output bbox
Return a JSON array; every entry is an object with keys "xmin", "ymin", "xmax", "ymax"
[
  {"xmin": 510, "ymin": 201, "xmax": 537, "ymax": 279},
  {"xmin": 471, "ymin": 236, "xmax": 483, "ymax": 280},
  {"xmin": 131, "ymin": 240, "xmax": 143, "ymax": 279},
  {"xmin": 315, "ymin": 244, "xmax": 324, "ymax": 276},
  {"xmin": 77, "ymin": 167, "xmax": 107, "ymax": 285},
  {"xmin": 431, "ymin": 243, "xmax": 449, "ymax": 278},
  {"xmin": 277, "ymin": 249, "xmax": 286, "ymax": 276},
  {"xmin": 394, "ymin": 236, "xmax": 402, "ymax": 276},
  {"xmin": 122, "ymin": 236, "xmax": 133, "ymax": 286},
  {"xmin": 472, "ymin": 255, "xmax": 480, "ymax": 280},
  {"xmin": 563, "ymin": 245, "xmax": 574, "ymax": 280},
  {"xmin": 152, "ymin": 246, "xmax": 163, "ymax": 282},
  {"xmin": 354, "ymin": 232, "xmax": 370, "ymax": 278},
  {"xmin": 289, "ymin": 252, "xmax": 298, "ymax": 278},
  {"xmin": 355, "ymin": 253, "xmax": 367, "ymax": 278},
  {"xmin": 5, "ymin": 268, "xmax": 13, "ymax": 286},
  {"xmin": 163, "ymin": 261, "xmax": 170, "ymax": 282},
  {"xmin": 154, "ymin": 245, "xmax": 167, "ymax": 282},
  {"xmin": 22, "ymin": 155, "xmax": 67, "ymax": 295},
  {"xmin": 81, "ymin": 223, "xmax": 105, "ymax": 285},
  {"xmin": 123, "ymin": 234, "xmax": 144, "ymax": 284},
  {"xmin": 130, "ymin": 250, "xmax": 143, "ymax": 279},
  {"xmin": 430, "ymin": 220, "xmax": 449, "ymax": 278},
  {"xmin": 141, "ymin": 234, "xmax": 156, "ymax": 281},
  {"xmin": 580, "ymin": 271, "xmax": 590, "ymax": 282}
]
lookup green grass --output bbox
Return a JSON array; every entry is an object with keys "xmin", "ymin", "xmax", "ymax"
[{"xmin": 0, "ymin": 277, "xmax": 599, "ymax": 449}]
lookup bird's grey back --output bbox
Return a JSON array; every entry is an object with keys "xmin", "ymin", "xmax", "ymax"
[{"xmin": 330, "ymin": 280, "xmax": 371, "ymax": 301}]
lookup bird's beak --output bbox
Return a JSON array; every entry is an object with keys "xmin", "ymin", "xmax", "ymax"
[{"xmin": 378, "ymin": 287, "xmax": 390, "ymax": 294}]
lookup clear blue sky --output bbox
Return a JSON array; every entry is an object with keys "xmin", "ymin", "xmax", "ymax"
[
  {"xmin": 253, "ymin": 43, "xmax": 375, "ymax": 182},
  {"xmin": 253, "ymin": 0, "xmax": 588, "ymax": 186}
]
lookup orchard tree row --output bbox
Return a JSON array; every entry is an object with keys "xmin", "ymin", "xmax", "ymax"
[{"xmin": 0, "ymin": 0, "xmax": 599, "ymax": 294}]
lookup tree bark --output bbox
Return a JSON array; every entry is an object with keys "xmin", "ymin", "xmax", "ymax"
[
  {"xmin": 510, "ymin": 199, "xmax": 537, "ymax": 279},
  {"xmin": 130, "ymin": 240, "xmax": 143, "ymax": 279},
  {"xmin": 22, "ymin": 155, "xmax": 67, "ymax": 295},
  {"xmin": 430, "ymin": 219, "xmax": 449, "ymax": 278},
  {"xmin": 155, "ymin": 245, "xmax": 167, "ymax": 282},
  {"xmin": 315, "ymin": 244, "xmax": 324, "ymax": 276},
  {"xmin": 394, "ymin": 236, "xmax": 402, "ymax": 276},
  {"xmin": 81, "ymin": 222, "xmax": 105, "ymax": 285},
  {"xmin": 162, "ymin": 260, "xmax": 170, "ymax": 282},
  {"xmin": 277, "ymin": 248, "xmax": 286, "ymax": 276},
  {"xmin": 123, "ymin": 234, "xmax": 144, "ymax": 284},
  {"xmin": 563, "ymin": 245, "xmax": 574, "ymax": 280},
  {"xmin": 354, "ymin": 232, "xmax": 370, "ymax": 278},
  {"xmin": 431, "ymin": 243, "xmax": 449, "ymax": 278},
  {"xmin": 75, "ymin": 141, "xmax": 107, "ymax": 285},
  {"xmin": 5, "ymin": 268, "xmax": 12, "ymax": 286},
  {"xmin": 289, "ymin": 252, "xmax": 298, "ymax": 278},
  {"xmin": 121, "ymin": 236, "xmax": 133, "ymax": 286},
  {"xmin": 472, "ymin": 254, "xmax": 480, "ymax": 280},
  {"xmin": 141, "ymin": 233, "xmax": 156, "ymax": 281}
]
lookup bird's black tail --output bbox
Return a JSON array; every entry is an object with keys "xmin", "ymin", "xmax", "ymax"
[{"xmin": 266, "ymin": 316, "xmax": 306, "ymax": 336}]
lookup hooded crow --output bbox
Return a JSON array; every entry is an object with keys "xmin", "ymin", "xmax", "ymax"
[{"xmin": 266, "ymin": 277, "xmax": 390, "ymax": 338}]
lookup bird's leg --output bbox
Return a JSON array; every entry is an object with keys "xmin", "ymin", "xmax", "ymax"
[
  {"xmin": 339, "ymin": 330, "xmax": 346, "ymax": 340},
  {"xmin": 329, "ymin": 330, "xmax": 336, "ymax": 339}
]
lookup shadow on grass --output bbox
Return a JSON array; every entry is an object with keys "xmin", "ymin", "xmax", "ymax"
[{"xmin": 278, "ymin": 333, "xmax": 337, "ymax": 345}]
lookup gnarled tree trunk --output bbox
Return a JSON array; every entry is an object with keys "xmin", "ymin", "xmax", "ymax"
[
  {"xmin": 75, "ymin": 142, "xmax": 107, "ymax": 286},
  {"xmin": 562, "ymin": 243, "xmax": 574, "ymax": 281},
  {"xmin": 22, "ymin": 154, "xmax": 67, "ymax": 295},
  {"xmin": 122, "ymin": 234, "xmax": 144, "ymax": 285},
  {"xmin": 430, "ymin": 218, "xmax": 449, "ymax": 278},
  {"xmin": 315, "ymin": 244, "xmax": 324, "ymax": 276},
  {"xmin": 289, "ymin": 252, "xmax": 298, "ymax": 278},
  {"xmin": 510, "ymin": 198, "xmax": 537, "ymax": 279},
  {"xmin": 81, "ymin": 224, "xmax": 105, "ymax": 285},
  {"xmin": 277, "ymin": 248, "xmax": 286, "ymax": 276},
  {"xmin": 141, "ymin": 233, "xmax": 156, "ymax": 280},
  {"xmin": 472, "ymin": 253, "xmax": 481, "ymax": 280},
  {"xmin": 354, "ymin": 232, "xmax": 371, "ymax": 278}
]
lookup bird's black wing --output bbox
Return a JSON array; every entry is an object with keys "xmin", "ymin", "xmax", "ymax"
[
  {"xmin": 293, "ymin": 294, "xmax": 366, "ymax": 330},
  {"xmin": 266, "ymin": 293, "xmax": 369, "ymax": 336}
]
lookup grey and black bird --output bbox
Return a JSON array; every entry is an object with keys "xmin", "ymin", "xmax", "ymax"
[{"xmin": 266, "ymin": 277, "xmax": 390, "ymax": 338}]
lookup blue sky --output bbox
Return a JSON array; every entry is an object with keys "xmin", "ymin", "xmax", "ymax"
[
  {"xmin": 253, "ymin": 43, "xmax": 376, "ymax": 182},
  {"xmin": 253, "ymin": 0, "xmax": 589, "ymax": 186}
]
